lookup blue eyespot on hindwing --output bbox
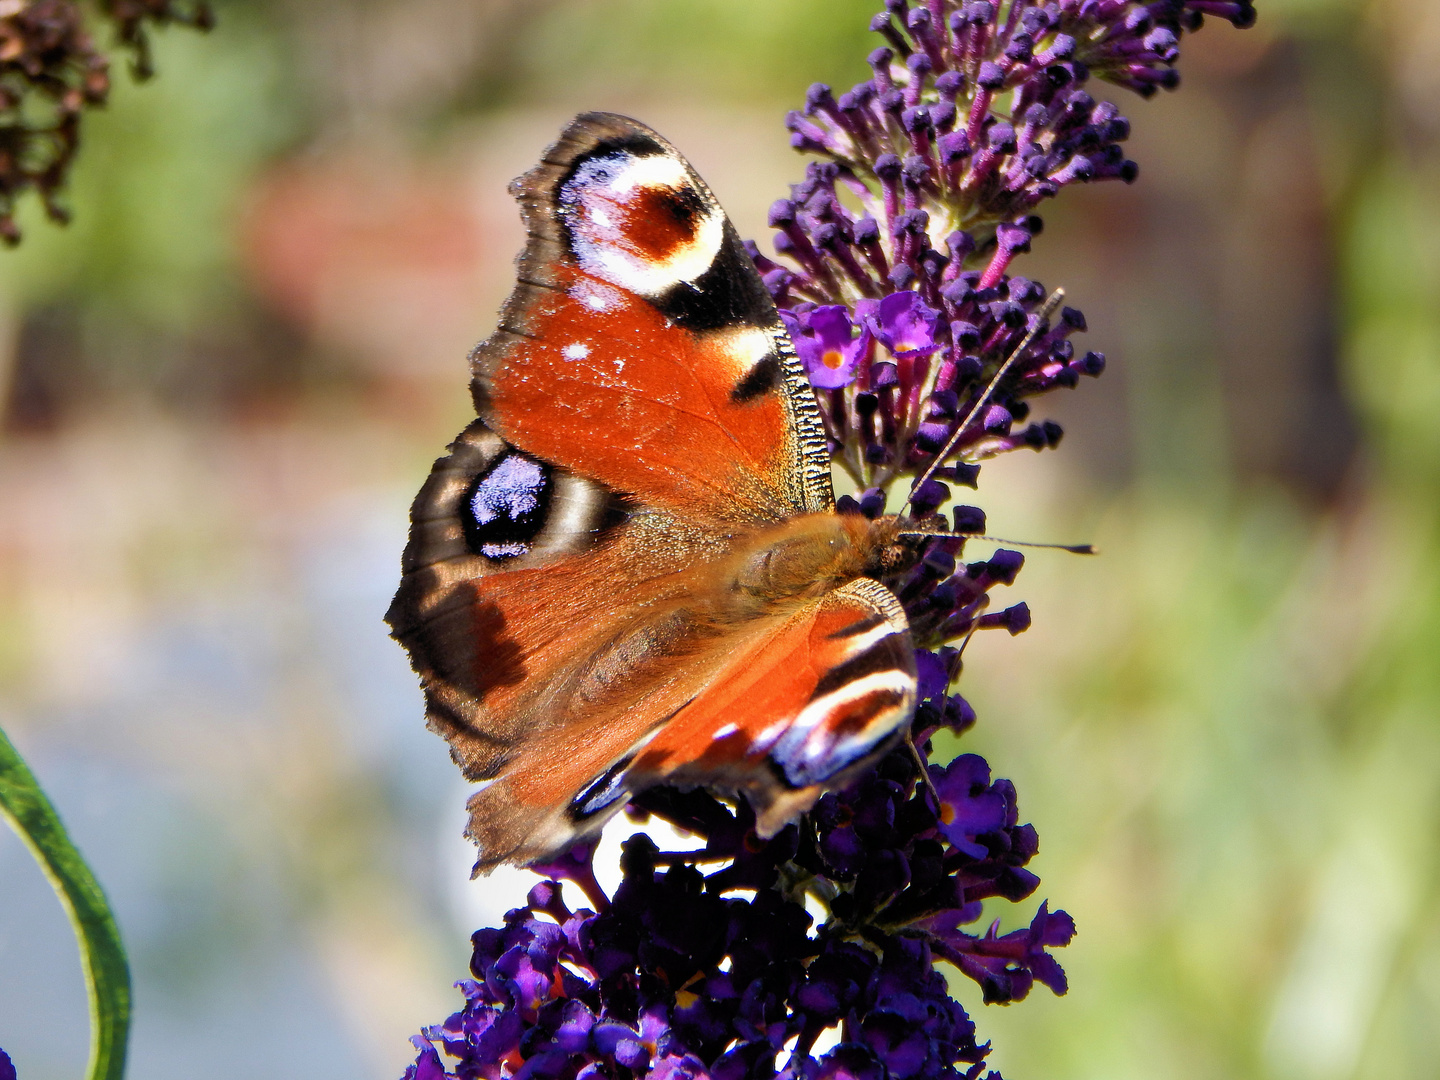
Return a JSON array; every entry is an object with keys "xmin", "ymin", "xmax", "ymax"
[
  {"xmin": 463, "ymin": 452, "xmax": 553, "ymax": 560},
  {"xmin": 568, "ymin": 755, "xmax": 634, "ymax": 820}
]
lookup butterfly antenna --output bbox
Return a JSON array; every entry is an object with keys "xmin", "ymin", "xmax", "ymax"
[
  {"xmin": 904, "ymin": 610, "xmax": 986, "ymax": 804},
  {"xmin": 952, "ymin": 619, "xmax": 981, "ymax": 663},
  {"xmin": 895, "ymin": 531, "xmax": 1096, "ymax": 555},
  {"xmin": 904, "ymin": 729, "xmax": 940, "ymax": 803},
  {"xmin": 906, "ymin": 287, "xmax": 1066, "ymax": 510}
]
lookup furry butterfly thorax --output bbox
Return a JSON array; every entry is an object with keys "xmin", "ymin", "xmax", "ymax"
[{"xmin": 387, "ymin": 113, "xmax": 933, "ymax": 872}]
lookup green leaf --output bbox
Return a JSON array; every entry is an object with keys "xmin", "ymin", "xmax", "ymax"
[{"xmin": 0, "ymin": 726, "xmax": 131, "ymax": 1080}]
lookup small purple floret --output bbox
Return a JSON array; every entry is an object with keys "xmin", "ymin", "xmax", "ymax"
[
  {"xmin": 869, "ymin": 291, "xmax": 942, "ymax": 358},
  {"xmin": 783, "ymin": 306, "xmax": 872, "ymax": 388}
]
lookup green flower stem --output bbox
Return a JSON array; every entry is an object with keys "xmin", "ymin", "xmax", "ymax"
[{"xmin": 0, "ymin": 726, "xmax": 130, "ymax": 1080}]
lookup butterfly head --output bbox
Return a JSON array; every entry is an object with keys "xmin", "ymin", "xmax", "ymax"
[{"xmin": 835, "ymin": 508, "xmax": 957, "ymax": 579}]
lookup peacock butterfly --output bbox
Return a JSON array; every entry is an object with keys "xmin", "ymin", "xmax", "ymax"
[{"xmin": 386, "ymin": 113, "xmax": 927, "ymax": 871}]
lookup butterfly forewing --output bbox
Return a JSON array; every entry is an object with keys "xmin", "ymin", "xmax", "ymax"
[
  {"xmin": 479, "ymin": 112, "xmax": 832, "ymax": 524},
  {"xmin": 389, "ymin": 418, "xmax": 713, "ymax": 780}
]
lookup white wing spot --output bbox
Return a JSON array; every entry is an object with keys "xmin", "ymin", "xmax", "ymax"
[
  {"xmin": 753, "ymin": 719, "xmax": 789, "ymax": 754},
  {"xmin": 571, "ymin": 280, "xmax": 623, "ymax": 313},
  {"xmin": 606, "ymin": 153, "xmax": 691, "ymax": 194},
  {"xmin": 838, "ymin": 622, "xmax": 901, "ymax": 655},
  {"xmin": 712, "ymin": 723, "xmax": 739, "ymax": 740},
  {"xmin": 563, "ymin": 343, "xmax": 590, "ymax": 360},
  {"xmin": 711, "ymin": 326, "xmax": 780, "ymax": 382}
]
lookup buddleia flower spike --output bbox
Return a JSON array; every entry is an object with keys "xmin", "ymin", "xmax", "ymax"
[{"xmin": 404, "ymin": 3, "xmax": 1254, "ymax": 1079}]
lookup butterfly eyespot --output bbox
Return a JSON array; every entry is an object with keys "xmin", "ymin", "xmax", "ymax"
[
  {"xmin": 559, "ymin": 146, "xmax": 725, "ymax": 302},
  {"xmin": 463, "ymin": 452, "xmax": 554, "ymax": 561},
  {"xmin": 569, "ymin": 755, "xmax": 634, "ymax": 821}
]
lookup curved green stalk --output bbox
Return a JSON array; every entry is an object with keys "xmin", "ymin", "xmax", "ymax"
[{"xmin": 0, "ymin": 726, "xmax": 130, "ymax": 1080}]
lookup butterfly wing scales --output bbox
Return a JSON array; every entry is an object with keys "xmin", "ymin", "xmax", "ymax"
[{"xmin": 631, "ymin": 577, "xmax": 917, "ymax": 835}]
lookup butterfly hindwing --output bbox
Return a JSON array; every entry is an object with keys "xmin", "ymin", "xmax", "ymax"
[
  {"xmin": 387, "ymin": 418, "xmax": 717, "ymax": 783},
  {"xmin": 460, "ymin": 576, "xmax": 915, "ymax": 868},
  {"xmin": 630, "ymin": 577, "xmax": 917, "ymax": 834}
]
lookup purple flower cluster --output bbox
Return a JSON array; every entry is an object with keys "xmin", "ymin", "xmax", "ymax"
[
  {"xmin": 404, "ymin": 3, "xmax": 1252, "ymax": 1078},
  {"xmin": 754, "ymin": 0, "xmax": 1251, "ymax": 503},
  {"xmin": 779, "ymin": 0, "xmax": 1252, "ymax": 257},
  {"xmin": 744, "ymin": 0, "xmax": 1258, "ymax": 684},
  {"xmin": 407, "ymin": 728, "xmax": 1073, "ymax": 1080},
  {"xmin": 770, "ymin": 286, "xmax": 1092, "ymax": 502}
]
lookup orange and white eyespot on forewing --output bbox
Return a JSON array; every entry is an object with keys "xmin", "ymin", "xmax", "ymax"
[{"xmin": 560, "ymin": 149, "xmax": 726, "ymax": 298}]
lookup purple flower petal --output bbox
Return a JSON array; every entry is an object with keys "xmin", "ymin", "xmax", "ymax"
[
  {"xmin": 783, "ymin": 305, "xmax": 869, "ymax": 388},
  {"xmin": 814, "ymin": 1044, "xmax": 887, "ymax": 1080},
  {"xmin": 404, "ymin": 1037, "xmax": 449, "ymax": 1080},
  {"xmin": 869, "ymin": 291, "xmax": 941, "ymax": 358},
  {"xmin": 914, "ymin": 648, "xmax": 949, "ymax": 703},
  {"xmin": 931, "ymin": 755, "xmax": 1008, "ymax": 854}
]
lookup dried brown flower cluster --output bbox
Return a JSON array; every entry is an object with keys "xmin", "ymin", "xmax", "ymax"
[
  {"xmin": 0, "ymin": 0, "xmax": 211, "ymax": 244},
  {"xmin": 100, "ymin": 0, "xmax": 213, "ymax": 79}
]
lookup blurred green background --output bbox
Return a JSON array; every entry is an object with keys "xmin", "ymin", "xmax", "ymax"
[{"xmin": 0, "ymin": 1, "xmax": 1436, "ymax": 1078}]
